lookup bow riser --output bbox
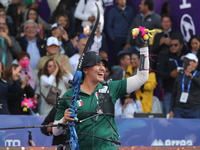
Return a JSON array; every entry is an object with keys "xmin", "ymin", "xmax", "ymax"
[{"xmin": 68, "ymin": 3, "xmax": 100, "ymax": 150}]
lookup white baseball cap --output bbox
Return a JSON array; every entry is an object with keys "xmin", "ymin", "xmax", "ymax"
[
  {"xmin": 46, "ymin": 36, "xmax": 59, "ymax": 47},
  {"xmin": 51, "ymin": 23, "xmax": 62, "ymax": 29},
  {"xmin": 181, "ymin": 53, "xmax": 198, "ymax": 62}
]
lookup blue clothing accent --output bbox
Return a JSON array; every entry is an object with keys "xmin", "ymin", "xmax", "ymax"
[
  {"xmin": 0, "ymin": 38, "xmax": 6, "ymax": 65},
  {"xmin": 0, "ymin": 80, "xmax": 19, "ymax": 114},
  {"xmin": 16, "ymin": 36, "xmax": 46, "ymax": 68},
  {"xmin": 26, "ymin": 39, "xmax": 41, "ymax": 70},
  {"xmin": 107, "ymin": 5, "xmax": 134, "ymax": 40},
  {"xmin": 163, "ymin": 92, "xmax": 172, "ymax": 114},
  {"xmin": 78, "ymin": 33, "xmax": 87, "ymax": 41},
  {"xmin": 174, "ymin": 107, "xmax": 200, "ymax": 118}
]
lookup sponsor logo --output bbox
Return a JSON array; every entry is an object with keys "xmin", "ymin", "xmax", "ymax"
[
  {"xmin": 5, "ymin": 139, "xmax": 21, "ymax": 146},
  {"xmin": 151, "ymin": 139, "xmax": 193, "ymax": 146},
  {"xmin": 180, "ymin": 14, "xmax": 195, "ymax": 42},
  {"xmin": 179, "ymin": 0, "xmax": 191, "ymax": 9}
]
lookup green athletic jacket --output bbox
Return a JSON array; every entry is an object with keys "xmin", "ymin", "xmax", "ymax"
[{"xmin": 55, "ymin": 79, "xmax": 127, "ymax": 150}]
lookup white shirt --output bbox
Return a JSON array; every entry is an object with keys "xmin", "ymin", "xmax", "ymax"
[
  {"xmin": 39, "ymin": 73, "xmax": 73, "ymax": 116},
  {"xmin": 69, "ymin": 35, "xmax": 102, "ymax": 75},
  {"xmin": 69, "ymin": 53, "xmax": 80, "ymax": 76},
  {"xmin": 74, "ymin": 0, "xmax": 104, "ymax": 32},
  {"xmin": 115, "ymin": 99, "xmax": 142, "ymax": 118}
]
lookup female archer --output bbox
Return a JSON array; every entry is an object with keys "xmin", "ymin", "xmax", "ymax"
[{"xmin": 53, "ymin": 34, "xmax": 150, "ymax": 149}]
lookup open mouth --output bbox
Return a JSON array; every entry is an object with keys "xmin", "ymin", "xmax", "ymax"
[{"xmin": 97, "ymin": 72, "xmax": 104, "ymax": 77}]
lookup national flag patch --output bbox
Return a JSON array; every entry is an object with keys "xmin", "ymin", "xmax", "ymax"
[{"xmin": 77, "ymin": 100, "xmax": 84, "ymax": 107}]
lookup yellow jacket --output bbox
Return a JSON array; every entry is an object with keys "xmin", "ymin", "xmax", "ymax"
[
  {"xmin": 135, "ymin": 72, "xmax": 157, "ymax": 113},
  {"xmin": 124, "ymin": 65, "xmax": 137, "ymax": 78},
  {"xmin": 37, "ymin": 52, "xmax": 72, "ymax": 73}
]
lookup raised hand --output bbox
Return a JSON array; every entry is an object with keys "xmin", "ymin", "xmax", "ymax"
[
  {"xmin": 21, "ymin": 75, "xmax": 29, "ymax": 88},
  {"xmin": 170, "ymin": 69, "xmax": 179, "ymax": 78},
  {"xmin": 61, "ymin": 29, "xmax": 69, "ymax": 41},
  {"xmin": 132, "ymin": 26, "xmax": 154, "ymax": 48},
  {"xmin": 52, "ymin": 59, "xmax": 59, "ymax": 77}
]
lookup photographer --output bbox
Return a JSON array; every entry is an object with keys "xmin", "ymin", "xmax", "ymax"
[{"xmin": 169, "ymin": 53, "xmax": 200, "ymax": 119}]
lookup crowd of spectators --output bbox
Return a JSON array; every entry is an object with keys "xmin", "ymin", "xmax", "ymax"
[{"xmin": 0, "ymin": 0, "xmax": 200, "ymax": 122}]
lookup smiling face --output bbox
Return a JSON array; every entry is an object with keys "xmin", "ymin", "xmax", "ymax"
[
  {"xmin": 57, "ymin": 16, "xmax": 68, "ymax": 28},
  {"xmin": 83, "ymin": 61, "xmax": 106, "ymax": 83},
  {"xmin": 131, "ymin": 53, "xmax": 140, "ymax": 68},
  {"xmin": 24, "ymin": 22, "xmax": 37, "ymax": 39}
]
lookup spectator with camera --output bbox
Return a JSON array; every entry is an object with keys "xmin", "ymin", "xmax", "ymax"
[
  {"xmin": 152, "ymin": 14, "xmax": 184, "ymax": 56},
  {"xmin": 156, "ymin": 36, "xmax": 187, "ymax": 114},
  {"xmin": 51, "ymin": 23, "xmax": 76, "ymax": 58},
  {"xmin": 169, "ymin": 53, "xmax": 200, "ymax": 118}
]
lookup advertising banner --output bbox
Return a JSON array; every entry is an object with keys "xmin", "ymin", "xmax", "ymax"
[
  {"xmin": 169, "ymin": 0, "xmax": 200, "ymax": 42},
  {"xmin": 0, "ymin": 116, "xmax": 200, "ymax": 147}
]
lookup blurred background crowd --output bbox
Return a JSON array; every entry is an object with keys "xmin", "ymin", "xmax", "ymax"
[{"xmin": 0, "ymin": 0, "xmax": 199, "ymax": 122}]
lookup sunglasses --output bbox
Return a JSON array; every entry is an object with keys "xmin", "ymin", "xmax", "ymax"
[{"xmin": 170, "ymin": 43, "xmax": 179, "ymax": 47}]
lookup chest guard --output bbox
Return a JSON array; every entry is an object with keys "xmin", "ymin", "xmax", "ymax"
[{"xmin": 97, "ymin": 86, "xmax": 114, "ymax": 116}]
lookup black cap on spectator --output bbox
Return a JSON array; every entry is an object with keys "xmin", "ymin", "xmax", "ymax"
[{"xmin": 117, "ymin": 50, "xmax": 131, "ymax": 57}]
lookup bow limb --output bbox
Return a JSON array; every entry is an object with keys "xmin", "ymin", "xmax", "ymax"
[
  {"xmin": 77, "ymin": 3, "xmax": 100, "ymax": 71},
  {"xmin": 68, "ymin": 3, "xmax": 100, "ymax": 150}
]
